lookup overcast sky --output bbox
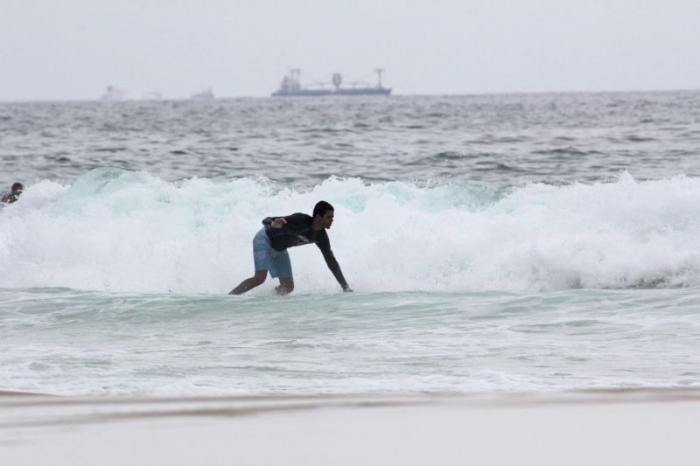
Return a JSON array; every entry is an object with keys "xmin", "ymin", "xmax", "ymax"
[{"xmin": 1, "ymin": 0, "xmax": 699, "ymax": 101}]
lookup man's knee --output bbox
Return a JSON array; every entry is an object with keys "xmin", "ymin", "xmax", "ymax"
[{"xmin": 252, "ymin": 270, "xmax": 267, "ymax": 285}]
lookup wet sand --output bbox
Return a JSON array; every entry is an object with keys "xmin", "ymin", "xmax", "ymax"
[{"xmin": 2, "ymin": 388, "xmax": 700, "ymax": 466}]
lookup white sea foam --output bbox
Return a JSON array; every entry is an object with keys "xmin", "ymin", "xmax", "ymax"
[{"xmin": 2, "ymin": 169, "xmax": 700, "ymax": 293}]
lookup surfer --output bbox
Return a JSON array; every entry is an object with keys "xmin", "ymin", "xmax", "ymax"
[
  {"xmin": 229, "ymin": 201, "xmax": 352, "ymax": 295},
  {"xmin": 1, "ymin": 182, "xmax": 23, "ymax": 204}
]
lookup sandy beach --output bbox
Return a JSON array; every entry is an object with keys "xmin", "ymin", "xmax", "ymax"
[{"xmin": 2, "ymin": 388, "xmax": 700, "ymax": 466}]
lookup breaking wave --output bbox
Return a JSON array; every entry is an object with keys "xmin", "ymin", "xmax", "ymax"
[{"xmin": 2, "ymin": 169, "xmax": 700, "ymax": 293}]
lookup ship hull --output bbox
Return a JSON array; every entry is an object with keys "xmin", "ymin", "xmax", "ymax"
[{"xmin": 271, "ymin": 88, "xmax": 392, "ymax": 97}]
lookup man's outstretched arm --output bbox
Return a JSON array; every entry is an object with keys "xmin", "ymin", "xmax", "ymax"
[{"xmin": 316, "ymin": 234, "xmax": 352, "ymax": 292}]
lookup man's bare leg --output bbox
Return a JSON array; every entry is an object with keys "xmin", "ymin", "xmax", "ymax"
[
  {"xmin": 229, "ymin": 270, "xmax": 267, "ymax": 295},
  {"xmin": 275, "ymin": 277, "xmax": 294, "ymax": 295}
]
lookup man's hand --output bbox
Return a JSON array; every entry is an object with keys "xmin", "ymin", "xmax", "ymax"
[{"xmin": 270, "ymin": 218, "xmax": 287, "ymax": 229}]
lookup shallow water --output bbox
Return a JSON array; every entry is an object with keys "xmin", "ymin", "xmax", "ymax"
[{"xmin": 1, "ymin": 288, "xmax": 699, "ymax": 396}]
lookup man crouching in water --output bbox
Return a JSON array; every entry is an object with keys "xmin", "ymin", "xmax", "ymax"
[{"xmin": 229, "ymin": 201, "xmax": 352, "ymax": 295}]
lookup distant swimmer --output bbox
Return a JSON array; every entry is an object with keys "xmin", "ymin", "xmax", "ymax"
[
  {"xmin": 1, "ymin": 182, "xmax": 23, "ymax": 204},
  {"xmin": 229, "ymin": 201, "xmax": 352, "ymax": 295}
]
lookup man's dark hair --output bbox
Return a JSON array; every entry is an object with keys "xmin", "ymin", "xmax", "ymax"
[
  {"xmin": 313, "ymin": 200, "xmax": 334, "ymax": 218},
  {"xmin": 11, "ymin": 182, "xmax": 23, "ymax": 192}
]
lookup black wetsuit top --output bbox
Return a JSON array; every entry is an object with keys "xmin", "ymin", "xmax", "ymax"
[
  {"xmin": 263, "ymin": 213, "xmax": 349, "ymax": 290},
  {"xmin": 1, "ymin": 192, "xmax": 19, "ymax": 204}
]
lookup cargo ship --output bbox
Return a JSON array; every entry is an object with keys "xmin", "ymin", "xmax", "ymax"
[{"xmin": 272, "ymin": 68, "xmax": 391, "ymax": 97}]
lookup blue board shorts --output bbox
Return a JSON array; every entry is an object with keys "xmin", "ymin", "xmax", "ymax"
[{"xmin": 253, "ymin": 228, "xmax": 292, "ymax": 279}]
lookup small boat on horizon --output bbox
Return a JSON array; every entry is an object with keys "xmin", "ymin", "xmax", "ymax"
[
  {"xmin": 101, "ymin": 85, "xmax": 125, "ymax": 101},
  {"xmin": 191, "ymin": 88, "xmax": 215, "ymax": 100}
]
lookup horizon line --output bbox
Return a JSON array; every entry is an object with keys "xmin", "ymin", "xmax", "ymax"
[{"xmin": 1, "ymin": 87, "xmax": 699, "ymax": 104}]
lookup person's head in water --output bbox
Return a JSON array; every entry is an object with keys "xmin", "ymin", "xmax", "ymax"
[
  {"xmin": 313, "ymin": 200, "xmax": 334, "ymax": 229},
  {"xmin": 2, "ymin": 182, "xmax": 23, "ymax": 204}
]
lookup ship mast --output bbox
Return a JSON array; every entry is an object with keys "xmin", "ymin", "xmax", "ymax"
[{"xmin": 374, "ymin": 68, "xmax": 384, "ymax": 89}]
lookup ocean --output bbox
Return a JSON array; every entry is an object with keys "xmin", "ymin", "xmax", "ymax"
[{"xmin": 1, "ymin": 91, "xmax": 700, "ymax": 397}]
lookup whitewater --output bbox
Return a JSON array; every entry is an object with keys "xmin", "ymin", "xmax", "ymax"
[
  {"xmin": 4, "ymin": 170, "xmax": 700, "ymax": 293},
  {"xmin": 1, "ymin": 92, "xmax": 700, "ymax": 396}
]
